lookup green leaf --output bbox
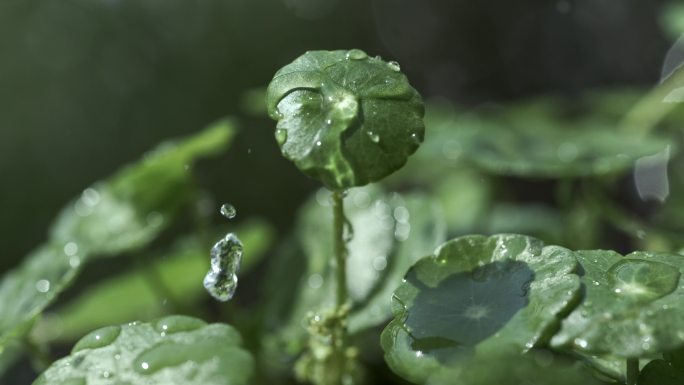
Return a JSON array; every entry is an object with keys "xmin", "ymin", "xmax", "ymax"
[
  {"xmin": 33, "ymin": 316, "xmax": 253, "ymax": 385},
  {"xmin": 269, "ymin": 186, "xmax": 445, "ymax": 356},
  {"xmin": 429, "ymin": 349, "xmax": 603, "ymax": 385},
  {"xmin": 50, "ymin": 119, "xmax": 235, "ymax": 257},
  {"xmin": 551, "ymin": 250, "xmax": 684, "ymax": 358},
  {"xmin": 381, "ymin": 234, "xmax": 580, "ymax": 384},
  {"xmin": 0, "ymin": 121, "xmax": 235, "ymax": 355},
  {"xmin": 421, "ymin": 98, "xmax": 672, "ymax": 178},
  {"xmin": 266, "ymin": 49, "xmax": 424, "ymax": 189},
  {"xmin": 34, "ymin": 219, "xmax": 273, "ymax": 343}
]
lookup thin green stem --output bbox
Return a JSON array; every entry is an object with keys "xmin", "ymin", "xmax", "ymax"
[
  {"xmin": 332, "ymin": 190, "xmax": 348, "ymax": 309},
  {"xmin": 331, "ymin": 190, "xmax": 349, "ymax": 385},
  {"xmin": 626, "ymin": 358, "xmax": 639, "ymax": 385}
]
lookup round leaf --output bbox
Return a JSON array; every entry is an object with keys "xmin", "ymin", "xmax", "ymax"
[
  {"xmin": 551, "ymin": 250, "xmax": 684, "ymax": 358},
  {"xmin": 381, "ymin": 234, "xmax": 580, "ymax": 383},
  {"xmin": 266, "ymin": 49, "xmax": 425, "ymax": 189},
  {"xmin": 33, "ymin": 316, "xmax": 253, "ymax": 385}
]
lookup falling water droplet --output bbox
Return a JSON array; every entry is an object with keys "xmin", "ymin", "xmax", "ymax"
[
  {"xmin": 275, "ymin": 128, "xmax": 288, "ymax": 146},
  {"xmin": 366, "ymin": 130, "xmax": 380, "ymax": 143},
  {"xmin": 203, "ymin": 233, "xmax": 243, "ymax": 301},
  {"xmin": 387, "ymin": 61, "xmax": 401, "ymax": 71},
  {"xmin": 346, "ymin": 49, "xmax": 367, "ymax": 60},
  {"xmin": 220, "ymin": 204, "xmax": 237, "ymax": 220}
]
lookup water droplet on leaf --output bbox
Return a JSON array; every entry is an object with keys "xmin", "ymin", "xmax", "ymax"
[
  {"xmin": 72, "ymin": 326, "xmax": 122, "ymax": 352},
  {"xmin": 387, "ymin": 60, "xmax": 401, "ymax": 71},
  {"xmin": 366, "ymin": 130, "xmax": 380, "ymax": 143},
  {"xmin": 346, "ymin": 49, "xmax": 367, "ymax": 60},
  {"xmin": 275, "ymin": 128, "xmax": 288, "ymax": 146}
]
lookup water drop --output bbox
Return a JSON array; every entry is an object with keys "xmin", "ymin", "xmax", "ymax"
[
  {"xmin": 410, "ymin": 132, "xmax": 421, "ymax": 145},
  {"xmin": 346, "ymin": 49, "xmax": 367, "ymax": 60},
  {"xmin": 69, "ymin": 256, "xmax": 81, "ymax": 268},
  {"xmin": 608, "ymin": 259, "xmax": 680, "ymax": 301},
  {"xmin": 64, "ymin": 242, "xmax": 79, "ymax": 256},
  {"xmin": 154, "ymin": 315, "xmax": 206, "ymax": 335},
  {"xmin": 308, "ymin": 273, "xmax": 324, "ymax": 289},
  {"xmin": 72, "ymin": 326, "xmax": 122, "ymax": 352},
  {"xmin": 574, "ymin": 338, "xmax": 589, "ymax": 349},
  {"xmin": 35, "ymin": 279, "xmax": 50, "ymax": 293},
  {"xmin": 204, "ymin": 233, "xmax": 243, "ymax": 301},
  {"xmin": 315, "ymin": 140, "xmax": 322, "ymax": 147},
  {"xmin": 393, "ymin": 206, "xmax": 410, "ymax": 224},
  {"xmin": 275, "ymin": 128, "xmax": 288, "ymax": 146},
  {"xmin": 387, "ymin": 60, "xmax": 401, "ymax": 71},
  {"xmin": 366, "ymin": 130, "xmax": 380, "ymax": 143},
  {"xmin": 81, "ymin": 188, "xmax": 101, "ymax": 207},
  {"xmin": 220, "ymin": 203, "xmax": 237, "ymax": 220},
  {"xmin": 372, "ymin": 256, "xmax": 388, "ymax": 271}
]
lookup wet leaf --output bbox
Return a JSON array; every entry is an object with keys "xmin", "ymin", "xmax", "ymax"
[
  {"xmin": 266, "ymin": 49, "xmax": 424, "ymax": 189},
  {"xmin": 421, "ymin": 98, "xmax": 671, "ymax": 178},
  {"xmin": 34, "ymin": 220, "xmax": 273, "ymax": 343},
  {"xmin": 429, "ymin": 349, "xmax": 603, "ymax": 385},
  {"xmin": 33, "ymin": 316, "xmax": 253, "ymax": 385},
  {"xmin": 551, "ymin": 250, "xmax": 684, "ymax": 358},
  {"xmin": 0, "ymin": 121, "xmax": 235, "ymax": 355},
  {"xmin": 381, "ymin": 234, "xmax": 580, "ymax": 384}
]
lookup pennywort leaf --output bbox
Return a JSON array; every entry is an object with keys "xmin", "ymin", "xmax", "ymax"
[
  {"xmin": 381, "ymin": 234, "xmax": 580, "ymax": 383},
  {"xmin": 33, "ymin": 316, "xmax": 253, "ymax": 385},
  {"xmin": 551, "ymin": 250, "xmax": 684, "ymax": 358},
  {"xmin": 266, "ymin": 49, "xmax": 424, "ymax": 189}
]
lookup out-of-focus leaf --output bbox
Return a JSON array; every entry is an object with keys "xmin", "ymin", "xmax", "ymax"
[
  {"xmin": 551, "ymin": 250, "xmax": 684, "ymax": 358},
  {"xmin": 266, "ymin": 49, "xmax": 424, "ymax": 189},
  {"xmin": 50, "ymin": 119, "xmax": 235, "ymax": 257},
  {"xmin": 0, "ymin": 121, "xmax": 235, "ymax": 356},
  {"xmin": 420, "ymin": 98, "xmax": 672, "ymax": 178},
  {"xmin": 269, "ymin": 186, "xmax": 445, "ymax": 357},
  {"xmin": 381, "ymin": 234, "xmax": 580, "ymax": 384},
  {"xmin": 484, "ymin": 203, "xmax": 564, "ymax": 244},
  {"xmin": 0, "ymin": 340, "xmax": 24, "ymax": 379},
  {"xmin": 33, "ymin": 316, "xmax": 253, "ymax": 385},
  {"xmin": 34, "ymin": 219, "xmax": 273, "ymax": 343}
]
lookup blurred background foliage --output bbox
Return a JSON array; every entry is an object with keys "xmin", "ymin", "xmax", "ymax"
[{"xmin": 2, "ymin": 0, "xmax": 684, "ymax": 384}]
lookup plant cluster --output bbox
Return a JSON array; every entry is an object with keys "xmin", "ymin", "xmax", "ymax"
[{"xmin": 2, "ymin": 47, "xmax": 684, "ymax": 385}]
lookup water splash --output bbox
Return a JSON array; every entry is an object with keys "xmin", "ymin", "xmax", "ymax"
[
  {"xmin": 220, "ymin": 203, "xmax": 237, "ymax": 219},
  {"xmin": 203, "ymin": 202, "xmax": 243, "ymax": 301},
  {"xmin": 203, "ymin": 233, "xmax": 243, "ymax": 301}
]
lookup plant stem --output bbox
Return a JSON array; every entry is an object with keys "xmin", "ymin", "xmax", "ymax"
[
  {"xmin": 332, "ymin": 190, "xmax": 348, "ymax": 309},
  {"xmin": 331, "ymin": 190, "xmax": 349, "ymax": 385},
  {"xmin": 626, "ymin": 358, "xmax": 639, "ymax": 385}
]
